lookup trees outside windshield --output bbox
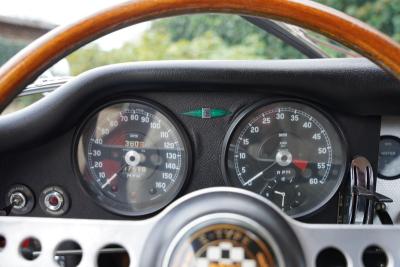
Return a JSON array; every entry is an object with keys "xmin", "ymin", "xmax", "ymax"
[
  {"xmin": 0, "ymin": 0, "xmax": 399, "ymax": 76},
  {"xmin": 0, "ymin": 0, "xmax": 398, "ymax": 114},
  {"xmin": 67, "ymin": 15, "xmax": 305, "ymax": 75}
]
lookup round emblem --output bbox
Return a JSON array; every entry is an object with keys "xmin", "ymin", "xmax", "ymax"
[{"xmin": 167, "ymin": 223, "xmax": 276, "ymax": 267}]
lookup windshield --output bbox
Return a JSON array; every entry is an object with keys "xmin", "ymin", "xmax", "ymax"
[{"xmin": 0, "ymin": 0, "xmax": 398, "ymax": 77}]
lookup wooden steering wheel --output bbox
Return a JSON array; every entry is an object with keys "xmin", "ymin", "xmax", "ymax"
[
  {"xmin": 1, "ymin": 1, "xmax": 400, "ymax": 266},
  {"xmin": 0, "ymin": 0, "xmax": 399, "ymax": 111}
]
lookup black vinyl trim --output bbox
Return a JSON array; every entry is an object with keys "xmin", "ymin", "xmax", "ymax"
[{"xmin": 0, "ymin": 58, "xmax": 397, "ymax": 152}]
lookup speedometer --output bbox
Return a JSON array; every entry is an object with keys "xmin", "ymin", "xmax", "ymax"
[
  {"xmin": 75, "ymin": 99, "xmax": 191, "ymax": 216},
  {"xmin": 222, "ymin": 101, "xmax": 347, "ymax": 217}
]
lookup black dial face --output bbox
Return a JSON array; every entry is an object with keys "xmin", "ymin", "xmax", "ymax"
[
  {"xmin": 378, "ymin": 136, "xmax": 400, "ymax": 179},
  {"xmin": 223, "ymin": 101, "xmax": 347, "ymax": 217},
  {"xmin": 76, "ymin": 100, "xmax": 191, "ymax": 216}
]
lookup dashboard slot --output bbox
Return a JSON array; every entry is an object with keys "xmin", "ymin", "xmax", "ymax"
[
  {"xmin": 362, "ymin": 245, "xmax": 388, "ymax": 267},
  {"xmin": 97, "ymin": 244, "xmax": 130, "ymax": 267},
  {"xmin": 19, "ymin": 237, "xmax": 41, "ymax": 261},
  {"xmin": 54, "ymin": 240, "xmax": 82, "ymax": 266},
  {"xmin": 315, "ymin": 247, "xmax": 347, "ymax": 267},
  {"xmin": 0, "ymin": 235, "xmax": 5, "ymax": 251}
]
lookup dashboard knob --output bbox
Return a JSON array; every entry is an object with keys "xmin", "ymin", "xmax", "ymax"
[
  {"xmin": 9, "ymin": 192, "xmax": 27, "ymax": 209},
  {"xmin": 5, "ymin": 184, "xmax": 35, "ymax": 215},
  {"xmin": 44, "ymin": 191, "xmax": 63, "ymax": 211},
  {"xmin": 39, "ymin": 186, "xmax": 70, "ymax": 216}
]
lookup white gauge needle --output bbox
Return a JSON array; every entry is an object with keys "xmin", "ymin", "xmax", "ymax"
[
  {"xmin": 243, "ymin": 162, "xmax": 277, "ymax": 186},
  {"xmin": 274, "ymin": 191, "xmax": 286, "ymax": 208},
  {"xmin": 101, "ymin": 164, "xmax": 127, "ymax": 189},
  {"xmin": 101, "ymin": 173, "xmax": 118, "ymax": 189}
]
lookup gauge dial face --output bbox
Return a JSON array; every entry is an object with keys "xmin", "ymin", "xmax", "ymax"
[
  {"xmin": 378, "ymin": 136, "xmax": 400, "ymax": 179},
  {"xmin": 223, "ymin": 101, "xmax": 347, "ymax": 217},
  {"xmin": 76, "ymin": 100, "xmax": 191, "ymax": 216}
]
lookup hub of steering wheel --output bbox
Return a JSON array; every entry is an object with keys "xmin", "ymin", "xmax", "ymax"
[{"xmin": 141, "ymin": 188, "xmax": 304, "ymax": 267}]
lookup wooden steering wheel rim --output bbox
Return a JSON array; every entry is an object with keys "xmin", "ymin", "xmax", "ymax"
[{"xmin": 0, "ymin": 0, "xmax": 399, "ymax": 108}]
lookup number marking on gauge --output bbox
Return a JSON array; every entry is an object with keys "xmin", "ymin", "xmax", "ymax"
[
  {"xmin": 224, "ymin": 101, "xmax": 346, "ymax": 218},
  {"xmin": 77, "ymin": 101, "xmax": 190, "ymax": 216}
]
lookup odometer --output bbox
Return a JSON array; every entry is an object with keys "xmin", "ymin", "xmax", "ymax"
[
  {"xmin": 75, "ymin": 100, "xmax": 191, "ymax": 216},
  {"xmin": 222, "ymin": 101, "xmax": 347, "ymax": 217}
]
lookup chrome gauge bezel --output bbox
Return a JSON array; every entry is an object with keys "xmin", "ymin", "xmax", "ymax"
[
  {"xmin": 377, "ymin": 135, "xmax": 400, "ymax": 180},
  {"xmin": 73, "ymin": 98, "xmax": 192, "ymax": 217},
  {"xmin": 221, "ymin": 99, "xmax": 348, "ymax": 218}
]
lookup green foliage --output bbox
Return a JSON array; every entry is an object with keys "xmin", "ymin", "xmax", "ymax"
[
  {"xmin": 0, "ymin": 37, "xmax": 25, "ymax": 66},
  {"xmin": 150, "ymin": 15, "xmax": 304, "ymax": 59},
  {"xmin": 1, "ymin": 1, "xmax": 400, "ymax": 74},
  {"xmin": 43, "ymin": 1, "xmax": 400, "ymax": 75},
  {"xmin": 67, "ymin": 15, "xmax": 304, "ymax": 75},
  {"xmin": 318, "ymin": 0, "xmax": 400, "ymax": 42},
  {"xmin": 2, "ymin": 94, "xmax": 44, "ymax": 115},
  {"xmin": 152, "ymin": 14, "xmax": 265, "ymax": 45}
]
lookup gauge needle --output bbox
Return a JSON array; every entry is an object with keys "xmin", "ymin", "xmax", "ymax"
[
  {"xmin": 243, "ymin": 162, "xmax": 277, "ymax": 186},
  {"xmin": 101, "ymin": 164, "xmax": 127, "ymax": 189},
  {"xmin": 274, "ymin": 190, "xmax": 286, "ymax": 208},
  {"xmin": 293, "ymin": 159, "xmax": 309, "ymax": 171},
  {"xmin": 101, "ymin": 173, "xmax": 118, "ymax": 189}
]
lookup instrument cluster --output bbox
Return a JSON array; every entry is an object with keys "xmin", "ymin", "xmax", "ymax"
[{"xmin": 73, "ymin": 98, "xmax": 348, "ymax": 218}]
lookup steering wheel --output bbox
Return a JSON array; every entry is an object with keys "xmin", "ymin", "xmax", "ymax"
[{"xmin": 1, "ymin": 0, "xmax": 400, "ymax": 266}]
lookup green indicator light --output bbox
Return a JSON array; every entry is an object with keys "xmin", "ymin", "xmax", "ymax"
[
  {"xmin": 182, "ymin": 109, "xmax": 203, "ymax": 118},
  {"xmin": 182, "ymin": 108, "xmax": 231, "ymax": 119}
]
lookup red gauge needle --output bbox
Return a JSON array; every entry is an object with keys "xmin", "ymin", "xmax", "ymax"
[{"xmin": 293, "ymin": 160, "xmax": 309, "ymax": 171}]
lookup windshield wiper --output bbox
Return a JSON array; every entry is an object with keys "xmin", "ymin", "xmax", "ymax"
[
  {"xmin": 245, "ymin": 16, "xmax": 361, "ymax": 59},
  {"xmin": 243, "ymin": 16, "xmax": 328, "ymax": 59}
]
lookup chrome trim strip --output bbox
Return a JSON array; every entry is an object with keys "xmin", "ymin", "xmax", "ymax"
[{"xmin": 1, "ymin": 187, "xmax": 400, "ymax": 266}]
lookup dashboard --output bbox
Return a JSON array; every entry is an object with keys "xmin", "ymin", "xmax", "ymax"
[
  {"xmin": 1, "ymin": 58, "xmax": 397, "ymax": 224},
  {"xmin": 73, "ymin": 98, "xmax": 347, "ymax": 219},
  {"xmin": 377, "ymin": 118, "xmax": 400, "ymax": 224}
]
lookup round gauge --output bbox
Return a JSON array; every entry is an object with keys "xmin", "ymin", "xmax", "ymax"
[
  {"xmin": 378, "ymin": 136, "xmax": 400, "ymax": 179},
  {"xmin": 75, "ymin": 100, "xmax": 191, "ymax": 216},
  {"xmin": 222, "ymin": 101, "xmax": 347, "ymax": 218},
  {"xmin": 166, "ymin": 223, "xmax": 277, "ymax": 267}
]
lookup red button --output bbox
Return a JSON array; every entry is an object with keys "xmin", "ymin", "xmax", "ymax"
[{"xmin": 48, "ymin": 195, "xmax": 59, "ymax": 206}]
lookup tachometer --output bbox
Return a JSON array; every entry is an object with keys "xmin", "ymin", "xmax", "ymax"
[
  {"xmin": 222, "ymin": 101, "xmax": 347, "ymax": 217},
  {"xmin": 75, "ymin": 100, "xmax": 191, "ymax": 216}
]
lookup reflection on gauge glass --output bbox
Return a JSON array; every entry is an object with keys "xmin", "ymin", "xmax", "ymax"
[
  {"xmin": 75, "ymin": 100, "xmax": 191, "ymax": 216},
  {"xmin": 223, "ymin": 101, "xmax": 347, "ymax": 218},
  {"xmin": 378, "ymin": 136, "xmax": 400, "ymax": 179}
]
